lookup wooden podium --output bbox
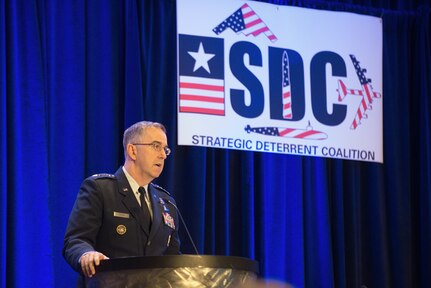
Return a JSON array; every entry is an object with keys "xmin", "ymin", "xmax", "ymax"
[{"xmin": 86, "ymin": 255, "xmax": 259, "ymax": 288}]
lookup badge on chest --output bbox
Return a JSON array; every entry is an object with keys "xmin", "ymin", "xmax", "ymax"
[
  {"xmin": 116, "ymin": 224, "xmax": 127, "ymax": 235},
  {"xmin": 162, "ymin": 212, "xmax": 175, "ymax": 229}
]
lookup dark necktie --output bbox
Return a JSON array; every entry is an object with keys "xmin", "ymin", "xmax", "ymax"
[{"xmin": 138, "ymin": 187, "xmax": 152, "ymax": 231}]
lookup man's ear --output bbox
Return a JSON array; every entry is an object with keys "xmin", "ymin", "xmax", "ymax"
[{"xmin": 126, "ymin": 144, "xmax": 137, "ymax": 160}]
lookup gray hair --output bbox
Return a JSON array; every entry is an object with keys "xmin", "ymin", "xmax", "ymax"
[{"xmin": 123, "ymin": 121, "xmax": 167, "ymax": 156}]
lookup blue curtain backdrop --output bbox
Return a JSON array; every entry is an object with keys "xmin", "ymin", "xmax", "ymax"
[{"xmin": 1, "ymin": 0, "xmax": 430, "ymax": 287}]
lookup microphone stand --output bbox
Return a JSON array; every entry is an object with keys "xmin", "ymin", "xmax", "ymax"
[{"xmin": 166, "ymin": 199, "xmax": 200, "ymax": 256}]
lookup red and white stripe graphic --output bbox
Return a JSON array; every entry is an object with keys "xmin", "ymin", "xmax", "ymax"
[
  {"xmin": 244, "ymin": 122, "xmax": 328, "ymax": 140},
  {"xmin": 338, "ymin": 55, "xmax": 382, "ymax": 129},
  {"xmin": 179, "ymin": 76, "xmax": 225, "ymax": 115},
  {"xmin": 282, "ymin": 51, "xmax": 292, "ymax": 119},
  {"xmin": 277, "ymin": 127, "xmax": 327, "ymax": 140},
  {"xmin": 337, "ymin": 80, "xmax": 382, "ymax": 129},
  {"xmin": 241, "ymin": 4, "xmax": 277, "ymax": 42}
]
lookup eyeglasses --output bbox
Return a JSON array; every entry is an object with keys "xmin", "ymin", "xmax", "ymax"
[{"xmin": 132, "ymin": 142, "xmax": 171, "ymax": 156}]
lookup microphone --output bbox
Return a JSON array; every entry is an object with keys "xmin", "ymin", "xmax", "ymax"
[{"xmin": 165, "ymin": 198, "xmax": 200, "ymax": 255}]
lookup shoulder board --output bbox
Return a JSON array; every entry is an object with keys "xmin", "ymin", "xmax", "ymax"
[
  {"xmin": 150, "ymin": 183, "xmax": 171, "ymax": 195},
  {"xmin": 91, "ymin": 173, "xmax": 116, "ymax": 179}
]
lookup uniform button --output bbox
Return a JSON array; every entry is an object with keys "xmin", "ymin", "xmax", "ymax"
[{"xmin": 147, "ymin": 241, "xmax": 151, "ymax": 246}]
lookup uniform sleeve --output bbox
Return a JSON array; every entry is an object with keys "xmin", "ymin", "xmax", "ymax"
[{"xmin": 62, "ymin": 177, "xmax": 104, "ymax": 272}]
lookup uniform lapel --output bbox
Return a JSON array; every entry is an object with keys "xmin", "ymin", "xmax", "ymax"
[
  {"xmin": 115, "ymin": 168, "xmax": 150, "ymax": 236},
  {"xmin": 148, "ymin": 184, "xmax": 163, "ymax": 240}
]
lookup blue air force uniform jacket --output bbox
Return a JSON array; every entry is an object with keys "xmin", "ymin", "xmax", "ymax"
[{"xmin": 63, "ymin": 167, "xmax": 181, "ymax": 273}]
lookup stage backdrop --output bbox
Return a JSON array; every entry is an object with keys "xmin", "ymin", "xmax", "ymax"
[
  {"xmin": 177, "ymin": 0, "xmax": 383, "ymax": 163},
  {"xmin": 1, "ymin": 0, "xmax": 430, "ymax": 288}
]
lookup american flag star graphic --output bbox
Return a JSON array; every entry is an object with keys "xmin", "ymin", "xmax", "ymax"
[
  {"xmin": 245, "ymin": 123, "xmax": 328, "ymax": 140},
  {"xmin": 178, "ymin": 35, "xmax": 225, "ymax": 116},
  {"xmin": 212, "ymin": 3, "xmax": 277, "ymax": 42},
  {"xmin": 337, "ymin": 55, "xmax": 382, "ymax": 129}
]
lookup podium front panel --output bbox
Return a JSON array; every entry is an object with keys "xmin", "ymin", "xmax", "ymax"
[{"xmin": 86, "ymin": 255, "xmax": 258, "ymax": 288}]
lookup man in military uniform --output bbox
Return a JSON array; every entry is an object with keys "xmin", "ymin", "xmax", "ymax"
[{"xmin": 63, "ymin": 121, "xmax": 180, "ymax": 282}]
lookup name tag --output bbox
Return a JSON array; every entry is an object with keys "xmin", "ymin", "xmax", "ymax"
[{"xmin": 113, "ymin": 211, "xmax": 130, "ymax": 219}]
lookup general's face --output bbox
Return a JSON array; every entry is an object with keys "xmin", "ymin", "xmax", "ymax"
[{"xmin": 133, "ymin": 126, "xmax": 168, "ymax": 182}]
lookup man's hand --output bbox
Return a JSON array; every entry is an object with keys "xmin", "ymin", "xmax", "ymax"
[{"xmin": 79, "ymin": 251, "xmax": 109, "ymax": 278}]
